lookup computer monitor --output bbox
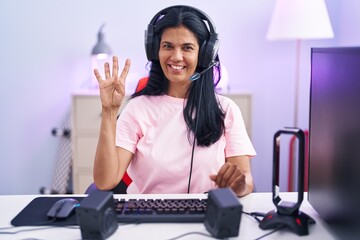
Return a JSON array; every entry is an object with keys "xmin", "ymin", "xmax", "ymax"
[{"xmin": 308, "ymin": 47, "xmax": 360, "ymax": 239}]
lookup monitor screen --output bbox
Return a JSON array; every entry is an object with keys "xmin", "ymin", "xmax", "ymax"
[{"xmin": 308, "ymin": 47, "xmax": 360, "ymax": 239}]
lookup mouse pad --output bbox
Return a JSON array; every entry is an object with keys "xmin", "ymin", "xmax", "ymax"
[{"xmin": 11, "ymin": 196, "xmax": 84, "ymax": 226}]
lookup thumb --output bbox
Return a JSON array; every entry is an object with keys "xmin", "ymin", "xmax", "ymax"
[{"xmin": 209, "ymin": 174, "xmax": 217, "ymax": 181}]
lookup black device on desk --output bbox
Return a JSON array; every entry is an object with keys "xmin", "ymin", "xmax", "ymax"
[
  {"xmin": 77, "ymin": 190, "xmax": 118, "ymax": 240},
  {"xmin": 47, "ymin": 198, "xmax": 79, "ymax": 219},
  {"xmin": 11, "ymin": 197, "xmax": 84, "ymax": 226},
  {"xmin": 259, "ymin": 128, "xmax": 315, "ymax": 236},
  {"xmin": 113, "ymin": 197, "xmax": 207, "ymax": 223},
  {"xmin": 308, "ymin": 47, "xmax": 360, "ymax": 239}
]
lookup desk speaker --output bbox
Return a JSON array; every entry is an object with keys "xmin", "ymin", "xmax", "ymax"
[
  {"xmin": 76, "ymin": 190, "xmax": 118, "ymax": 240},
  {"xmin": 204, "ymin": 188, "xmax": 242, "ymax": 239}
]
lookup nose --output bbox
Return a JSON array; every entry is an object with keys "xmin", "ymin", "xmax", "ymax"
[{"xmin": 171, "ymin": 48, "xmax": 183, "ymax": 61}]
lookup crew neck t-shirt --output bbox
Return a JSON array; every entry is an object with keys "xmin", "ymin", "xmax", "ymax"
[{"xmin": 116, "ymin": 94, "xmax": 256, "ymax": 194}]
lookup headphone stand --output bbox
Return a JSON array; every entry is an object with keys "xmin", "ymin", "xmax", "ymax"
[
  {"xmin": 259, "ymin": 128, "xmax": 316, "ymax": 236},
  {"xmin": 259, "ymin": 209, "xmax": 315, "ymax": 236}
]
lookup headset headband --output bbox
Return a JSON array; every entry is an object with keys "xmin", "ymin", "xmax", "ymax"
[{"xmin": 148, "ymin": 5, "xmax": 217, "ymax": 35}]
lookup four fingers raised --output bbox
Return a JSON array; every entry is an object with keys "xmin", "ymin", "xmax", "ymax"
[{"xmin": 93, "ymin": 56, "xmax": 131, "ymax": 85}]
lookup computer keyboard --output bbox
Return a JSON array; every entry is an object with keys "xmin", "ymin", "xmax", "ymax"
[{"xmin": 113, "ymin": 197, "xmax": 207, "ymax": 223}]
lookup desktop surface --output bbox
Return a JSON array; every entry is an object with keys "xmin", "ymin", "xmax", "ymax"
[{"xmin": 0, "ymin": 192, "xmax": 337, "ymax": 240}]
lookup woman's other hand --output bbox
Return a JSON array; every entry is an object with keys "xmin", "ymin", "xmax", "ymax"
[{"xmin": 210, "ymin": 156, "xmax": 254, "ymax": 197}]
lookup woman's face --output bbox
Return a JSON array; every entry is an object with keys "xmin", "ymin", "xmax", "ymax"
[{"xmin": 159, "ymin": 25, "xmax": 199, "ymax": 89}]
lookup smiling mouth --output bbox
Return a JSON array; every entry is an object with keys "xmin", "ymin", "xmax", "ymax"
[{"xmin": 170, "ymin": 65, "xmax": 185, "ymax": 70}]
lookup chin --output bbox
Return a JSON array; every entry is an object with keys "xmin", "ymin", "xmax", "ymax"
[{"xmin": 167, "ymin": 75, "xmax": 189, "ymax": 83}]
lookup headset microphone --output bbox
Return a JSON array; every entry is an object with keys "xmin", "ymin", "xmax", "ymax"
[{"xmin": 189, "ymin": 61, "xmax": 218, "ymax": 81}]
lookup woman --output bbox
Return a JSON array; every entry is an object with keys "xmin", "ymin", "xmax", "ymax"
[{"xmin": 93, "ymin": 6, "xmax": 256, "ymax": 196}]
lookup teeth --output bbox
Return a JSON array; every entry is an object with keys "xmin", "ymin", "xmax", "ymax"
[{"xmin": 171, "ymin": 65, "xmax": 184, "ymax": 70}]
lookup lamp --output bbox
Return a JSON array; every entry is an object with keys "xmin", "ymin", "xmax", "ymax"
[
  {"xmin": 90, "ymin": 24, "xmax": 112, "ymax": 88},
  {"xmin": 266, "ymin": 0, "xmax": 334, "ymax": 127}
]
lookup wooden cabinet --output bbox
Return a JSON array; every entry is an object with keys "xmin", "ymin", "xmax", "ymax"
[
  {"xmin": 225, "ymin": 93, "xmax": 252, "ymax": 139},
  {"xmin": 71, "ymin": 90, "xmax": 252, "ymax": 193}
]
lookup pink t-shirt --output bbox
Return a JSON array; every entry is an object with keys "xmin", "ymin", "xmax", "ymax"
[{"xmin": 116, "ymin": 94, "xmax": 256, "ymax": 194}]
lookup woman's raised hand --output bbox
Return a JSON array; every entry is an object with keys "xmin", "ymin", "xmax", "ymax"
[{"xmin": 94, "ymin": 56, "xmax": 131, "ymax": 110}]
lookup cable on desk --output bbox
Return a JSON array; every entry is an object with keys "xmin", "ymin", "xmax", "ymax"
[
  {"xmin": 253, "ymin": 225, "xmax": 284, "ymax": 240},
  {"xmin": 167, "ymin": 231, "xmax": 214, "ymax": 240},
  {"xmin": 0, "ymin": 226, "xmax": 59, "ymax": 235},
  {"xmin": 0, "ymin": 218, "xmax": 57, "ymax": 232},
  {"xmin": 241, "ymin": 211, "xmax": 285, "ymax": 239},
  {"xmin": 0, "ymin": 221, "xmax": 140, "ymax": 237},
  {"xmin": 242, "ymin": 210, "xmax": 266, "ymax": 223}
]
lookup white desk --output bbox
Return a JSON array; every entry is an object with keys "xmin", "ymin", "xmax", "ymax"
[{"xmin": 0, "ymin": 192, "xmax": 337, "ymax": 240}]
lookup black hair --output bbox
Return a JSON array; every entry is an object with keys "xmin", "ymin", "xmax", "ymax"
[{"xmin": 132, "ymin": 6, "xmax": 225, "ymax": 147}]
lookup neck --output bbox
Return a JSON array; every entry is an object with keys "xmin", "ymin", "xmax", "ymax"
[{"xmin": 167, "ymin": 82, "xmax": 191, "ymax": 98}]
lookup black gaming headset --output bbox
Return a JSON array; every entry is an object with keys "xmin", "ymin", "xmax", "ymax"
[{"xmin": 145, "ymin": 5, "xmax": 220, "ymax": 69}]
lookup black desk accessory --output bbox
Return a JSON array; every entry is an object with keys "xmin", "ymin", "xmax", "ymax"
[
  {"xmin": 204, "ymin": 188, "xmax": 243, "ymax": 239},
  {"xmin": 47, "ymin": 198, "xmax": 79, "ymax": 219},
  {"xmin": 76, "ymin": 190, "xmax": 118, "ymax": 240},
  {"xmin": 259, "ymin": 128, "xmax": 315, "ymax": 236},
  {"xmin": 11, "ymin": 196, "xmax": 84, "ymax": 226}
]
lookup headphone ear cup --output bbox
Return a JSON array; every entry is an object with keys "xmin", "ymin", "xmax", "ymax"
[
  {"xmin": 145, "ymin": 24, "xmax": 155, "ymax": 61},
  {"xmin": 198, "ymin": 41, "xmax": 207, "ymax": 69},
  {"xmin": 145, "ymin": 24, "xmax": 160, "ymax": 61},
  {"xmin": 152, "ymin": 35, "xmax": 160, "ymax": 61},
  {"xmin": 199, "ymin": 33, "xmax": 219, "ymax": 68}
]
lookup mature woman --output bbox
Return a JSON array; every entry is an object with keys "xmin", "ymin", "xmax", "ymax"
[{"xmin": 93, "ymin": 5, "xmax": 256, "ymax": 196}]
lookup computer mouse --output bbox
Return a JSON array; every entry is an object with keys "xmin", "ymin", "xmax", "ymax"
[{"xmin": 47, "ymin": 198, "xmax": 80, "ymax": 219}]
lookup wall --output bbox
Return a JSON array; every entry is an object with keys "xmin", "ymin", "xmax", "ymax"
[{"xmin": 0, "ymin": 0, "xmax": 358, "ymax": 194}]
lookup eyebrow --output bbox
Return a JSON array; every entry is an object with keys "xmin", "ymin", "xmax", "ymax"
[{"xmin": 161, "ymin": 41, "xmax": 197, "ymax": 47}]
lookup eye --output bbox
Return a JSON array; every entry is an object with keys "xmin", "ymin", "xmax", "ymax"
[
  {"xmin": 183, "ymin": 45, "xmax": 194, "ymax": 51},
  {"xmin": 162, "ymin": 43, "xmax": 172, "ymax": 49}
]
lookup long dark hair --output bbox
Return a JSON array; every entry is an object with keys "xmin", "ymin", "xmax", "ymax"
[{"xmin": 132, "ymin": 6, "xmax": 225, "ymax": 147}]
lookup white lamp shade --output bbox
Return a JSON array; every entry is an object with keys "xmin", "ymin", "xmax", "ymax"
[{"xmin": 267, "ymin": 0, "xmax": 334, "ymax": 40}]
